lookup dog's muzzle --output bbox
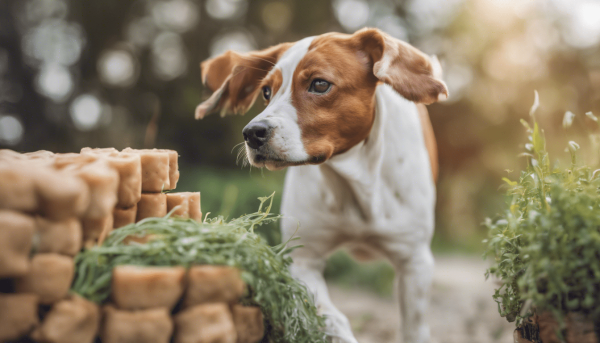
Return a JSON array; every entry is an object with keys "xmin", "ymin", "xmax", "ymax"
[{"xmin": 242, "ymin": 120, "xmax": 273, "ymax": 149}]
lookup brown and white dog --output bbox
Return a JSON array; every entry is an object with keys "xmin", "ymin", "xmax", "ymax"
[{"xmin": 195, "ymin": 28, "xmax": 448, "ymax": 343}]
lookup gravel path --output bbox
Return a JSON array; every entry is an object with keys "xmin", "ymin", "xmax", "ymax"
[{"xmin": 329, "ymin": 255, "xmax": 515, "ymax": 343}]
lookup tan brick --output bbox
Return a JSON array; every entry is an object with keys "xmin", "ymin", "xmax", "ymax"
[
  {"xmin": 174, "ymin": 303, "xmax": 237, "ymax": 343},
  {"xmin": 232, "ymin": 305, "xmax": 264, "ymax": 343},
  {"xmin": 80, "ymin": 147, "xmax": 119, "ymax": 156},
  {"xmin": 0, "ymin": 163, "xmax": 38, "ymax": 212},
  {"xmin": 36, "ymin": 168, "xmax": 91, "ymax": 220},
  {"xmin": 137, "ymin": 193, "xmax": 167, "ymax": 221},
  {"xmin": 76, "ymin": 160, "xmax": 119, "ymax": 220},
  {"xmin": 166, "ymin": 192, "xmax": 189, "ymax": 218},
  {"xmin": 15, "ymin": 253, "xmax": 74, "ymax": 304},
  {"xmin": 25, "ymin": 150, "xmax": 55, "ymax": 160},
  {"xmin": 53, "ymin": 153, "xmax": 98, "ymax": 169},
  {"xmin": 183, "ymin": 266, "xmax": 245, "ymax": 307},
  {"xmin": 166, "ymin": 192, "xmax": 202, "ymax": 221},
  {"xmin": 103, "ymin": 153, "xmax": 142, "ymax": 208},
  {"xmin": 82, "ymin": 214, "xmax": 113, "ymax": 247},
  {"xmin": 0, "ymin": 293, "xmax": 38, "ymax": 341},
  {"xmin": 159, "ymin": 149, "xmax": 180, "ymax": 190},
  {"xmin": 123, "ymin": 148, "xmax": 170, "ymax": 192},
  {"xmin": 188, "ymin": 192, "xmax": 203, "ymax": 222},
  {"xmin": 0, "ymin": 148, "xmax": 26, "ymax": 160},
  {"xmin": 36, "ymin": 217, "xmax": 82, "ymax": 256},
  {"xmin": 101, "ymin": 305, "xmax": 173, "ymax": 343},
  {"xmin": 112, "ymin": 265, "xmax": 186, "ymax": 310},
  {"xmin": 0, "ymin": 210, "xmax": 35, "ymax": 277},
  {"xmin": 113, "ymin": 205, "xmax": 137, "ymax": 228},
  {"xmin": 31, "ymin": 294, "xmax": 100, "ymax": 343}
]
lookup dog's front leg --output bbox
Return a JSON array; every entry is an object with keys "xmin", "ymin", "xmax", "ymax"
[
  {"xmin": 392, "ymin": 245, "xmax": 434, "ymax": 343},
  {"xmin": 289, "ymin": 257, "xmax": 359, "ymax": 343}
]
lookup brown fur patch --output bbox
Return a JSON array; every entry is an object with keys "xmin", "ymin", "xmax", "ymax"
[
  {"xmin": 288, "ymin": 30, "xmax": 442, "ymax": 180},
  {"xmin": 292, "ymin": 33, "xmax": 379, "ymax": 160}
]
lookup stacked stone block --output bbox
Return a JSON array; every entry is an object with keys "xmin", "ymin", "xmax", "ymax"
[
  {"xmin": 0, "ymin": 148, "xmax": 264, "ymax": 342},
  {"xmin": 0, "ymin": 150, "xmax": 98, "ymax": 342},
  {"xmin": 104, "ymin": 265, "xmax": 264, "ymax": 343}
]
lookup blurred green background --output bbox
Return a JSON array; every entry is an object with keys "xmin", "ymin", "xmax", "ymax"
[{"xmin": 1, "ymin": 0, "xmax": 599, "ymax": 296}]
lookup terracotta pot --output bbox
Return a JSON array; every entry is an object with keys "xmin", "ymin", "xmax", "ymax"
[{"xmin": 514, "ymin": 312, "xmax": 597, "ymax": 343}]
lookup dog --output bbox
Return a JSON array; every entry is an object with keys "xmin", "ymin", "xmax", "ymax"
[{"xmin": 195, "ymin": 28, "xmax": 448, "ymax": 343}]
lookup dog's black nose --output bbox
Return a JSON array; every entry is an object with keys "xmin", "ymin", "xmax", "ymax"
[{"xmin": 243, "ymin": 121, "xmax": 271, "ymax": 149}]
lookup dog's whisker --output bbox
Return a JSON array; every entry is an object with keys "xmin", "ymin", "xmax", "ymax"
[
  {"xmin": 242, "ymin": 149, "xmax": 250, "ymax": 168},
  {"xmin": 233, "ymin": 143, "xmax": 250, "ymax": 168},
  {"xmin": 235, "ymin": 146, "xmax": 244, "ymax": 160},
  {"xmin": 236, "ymin": 150, "xmax": 244, "ymax": 166},
  {"xmin": 231, "ymin": 141, "xmax": 245, "ymax": 154},
  {"xmin": 236, "ymin": 152, "xmax": 246, "ymax": 168}
]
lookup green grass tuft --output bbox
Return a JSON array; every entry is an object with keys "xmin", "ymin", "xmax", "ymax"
[{"xmin": 71, "ymin": 194, "xmax": 328, "ymax": 343}]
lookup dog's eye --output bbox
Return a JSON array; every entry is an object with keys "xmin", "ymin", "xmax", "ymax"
[
  {"xmin": 262, "ymin": 86, "xmax": 272, "ymax": 101},
  {"xmin": 309, "ymin": 79, "xmax": 332, "ymax": 94}
]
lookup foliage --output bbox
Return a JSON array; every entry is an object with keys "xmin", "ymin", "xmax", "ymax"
[
  {"xmin": 485, "ymin": 100, "xmax": 600, "ymax": 327},
  {"xmin": 71, "ymin": 194, "xmax": 328, "ymax": 343},
  {"xmin": 4, "ymin": 0, "xmax": 600, "ymax": 248},
  {"xmin": 177, "ymin": 165, "xmax": 286, "ymax": 246}
]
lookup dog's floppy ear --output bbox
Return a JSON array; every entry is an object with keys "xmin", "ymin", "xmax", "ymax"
[
  {"xmin": 195, "ymin": 43, "xmax": 292, "ymax": 119},
  {"xmin": 353, "ymin": 28, "xmax": 448, "ymax": 105}
]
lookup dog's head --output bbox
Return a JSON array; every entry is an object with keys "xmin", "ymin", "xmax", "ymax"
[{"xmin": 196, "ymin": 28, "xmax": 448, "ymax": 170}]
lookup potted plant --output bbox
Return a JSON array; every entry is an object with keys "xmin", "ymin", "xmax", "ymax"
[{"xmin": 485, "ymin": 95, "xmax": 600, "ymax": 343}]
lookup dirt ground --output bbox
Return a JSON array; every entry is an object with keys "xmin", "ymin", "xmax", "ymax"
[{"xmin": 330, "ymin": 255, "xmax": 515, "ymax": 343}]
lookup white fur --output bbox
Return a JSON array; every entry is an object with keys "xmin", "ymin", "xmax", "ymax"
[
  {"xmin": 246, "ymin": 37, "xmax": 315, "ymax": 167},
  {"xmin": 280, "ymin": 84, "xmax": 436, "ymax": 343}
]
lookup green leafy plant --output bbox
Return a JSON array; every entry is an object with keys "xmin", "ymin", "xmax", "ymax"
[
  {"xmin": 72, "ymin": 193, "xmax": 328, "ymax": 343},
  {"xmin": 485, "ymin": 93, "xmax": 600, "ymax": 328}
]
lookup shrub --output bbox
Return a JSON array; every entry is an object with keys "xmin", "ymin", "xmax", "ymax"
[{"xmin": 485, "ymin": 95, "xmax": 600, "ymax": 328}]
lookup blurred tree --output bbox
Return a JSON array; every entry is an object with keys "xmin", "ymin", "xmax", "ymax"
[{"xmin": 1, "ymin": 0, "xmax": 599, "ymax": 245}]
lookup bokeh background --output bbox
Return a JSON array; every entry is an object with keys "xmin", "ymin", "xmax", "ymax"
[{"xmin": 1, "ymin": 0, "xmax": 599, "ymax": 340}]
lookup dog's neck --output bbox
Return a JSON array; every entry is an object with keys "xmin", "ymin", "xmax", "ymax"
[
  {"xmin": 312, "ymin": 84, "xmax": 431, "ymax": 223},
  {"xmin": 318, "ymin": 84, "xmax": 396, "ymax": 221}
]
